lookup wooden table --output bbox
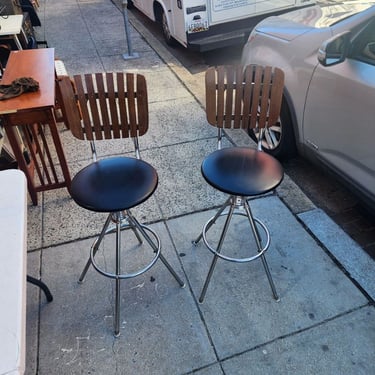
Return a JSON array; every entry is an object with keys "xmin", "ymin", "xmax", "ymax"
[{"xmin": 0, "ymin": 48, "xmax": 71, "ymax": 205}]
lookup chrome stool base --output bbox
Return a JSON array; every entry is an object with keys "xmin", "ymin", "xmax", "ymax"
[
  {"xmin": 193, "ymin": 196, "xmax": 279, "ymax": 303},
  {"xmin": 79, "ymin": 210, "xmax": 185, "ymax": 337}
]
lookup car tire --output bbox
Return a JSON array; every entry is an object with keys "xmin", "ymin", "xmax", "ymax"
[
  {"xmin": 161, "ymin": 10, "xmax": 177, "ymax": 46},
  {"xmin": 127, "ymin": 0, "xmax": 134, "ymax": 9},
  {"xmin": 248, "ymin": 97, "xmax": 297, "ymax": 160}
]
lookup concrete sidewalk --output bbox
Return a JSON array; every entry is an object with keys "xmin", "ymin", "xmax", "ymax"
[{"xmin": 25, "ymin": 0, "xmax": 375, "ymax": 374}]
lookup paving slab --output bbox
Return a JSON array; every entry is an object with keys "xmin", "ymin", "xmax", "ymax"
[
  {"xmin": 33, "ymin": 222, "xmax": 216, "ymax": 374},
  {"xmin": 167, "ymin": 196, "xmax": 370, "ymax": 360},
  {"xmin": 299, "ymin": 208, "xmax": 375, "ymax": 300},
  {"xmin": 221, "ymin": 306, "xmax": 375, "ymax": 375}
]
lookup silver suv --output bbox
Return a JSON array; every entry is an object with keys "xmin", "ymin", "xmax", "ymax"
[{"xmin": 241, "ymin": 2, "xmax": 375, "ymax": 210}]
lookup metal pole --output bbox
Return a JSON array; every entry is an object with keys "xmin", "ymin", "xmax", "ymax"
[{"xmin": 122, "ymin": 0, "xmax": 139, "ymax": 59}]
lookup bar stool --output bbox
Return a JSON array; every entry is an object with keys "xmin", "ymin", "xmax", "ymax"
[
  {"xmin": 57, "ymin": 72, "xmax": 185, "ymax": 336},
  {"xmin": 193, "ymin": 65, "xmax": 285, "ymax": 303}
]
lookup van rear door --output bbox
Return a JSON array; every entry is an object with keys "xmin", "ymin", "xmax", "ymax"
[
  {"xmin": 170, "ymin": 0, "xmax": 187, "ymax": 45},
  {"xmin": 209, "ymin": 0, "xmax": 298, "ymax": 25},
  {"xmin": 209, "ymin": 0, "xmax": 256, "ymax": 24},
  {"xmin": 256, "ymin": 0, "xmax": 297, "ymax": 14}
]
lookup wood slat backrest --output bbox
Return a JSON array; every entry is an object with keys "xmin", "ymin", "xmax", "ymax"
[
  {"xmin": 57, "ymin": 72, "xmax": 149, "ymax": 141},
  {"xmin": 205, "ymin": 65, "xmax": 284, "ymax": 130}
]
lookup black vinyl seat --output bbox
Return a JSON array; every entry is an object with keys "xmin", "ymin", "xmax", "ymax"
[
  {"xmin": 202, "ymin": 147, "xmax": 283, "ymax": 197},
  {"xmin": 193, "ymin": 65, "xmax": 285, "ymax": 303},
  {"xmin": 71, "ymin": 157, "xmax": 158, "ymax": 213},
  {"xmin": 57, "ymin": 72, "xmax": 185, "ymax": 336}
]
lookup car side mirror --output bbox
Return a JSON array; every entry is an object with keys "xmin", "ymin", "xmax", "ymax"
[{"xmin": 318, "ymin": 31, "xmax": 351, "ymax": 67}]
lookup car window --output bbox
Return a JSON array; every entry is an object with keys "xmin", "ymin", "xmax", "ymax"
[{"xmin": 350, "ymin": 18, "xmax": 375, "ymax": 65}]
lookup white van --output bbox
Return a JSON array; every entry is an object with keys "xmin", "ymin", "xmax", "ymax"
[{"xmin": 128, "ymin": 0, "xmax": 315, "ymax": 51}]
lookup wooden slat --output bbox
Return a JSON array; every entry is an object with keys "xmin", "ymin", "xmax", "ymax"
[
  {"xmin": 205, "ymin": 67, "xmax": 217, "ymax": 126},
  {"xmin": 96, "ymin": 73, "xmax": 111, "ymax": 139},
  {"xmin": 249, "ymin": 65, "xmax": 262, "ymax": 129},
  {"xmin": 126, "ymin": 73, "xmax": 137, "ymax": 138},
  {"xmin": 22, "ymin": 126, "xmax": 44, "ymax": 185},
  {"xmin": 258, "ymin": 66, "xmax": 272, "ymax": 129},
  {"xmin": 216, "ymin": 66, "xmax": 225, "ymax": 128},
  {"xmin": 115, "ymin": 72, "xmax": 128, "ymax": 138},
  {"xmin": 224, "ymin": 66, "xmax": 234, "ymax": 128},
  {"xmin": 242, "ymin": 65, "xmax": 253, "ymax": 129},
  {"xmin": 29, "ymin": 124, "xmax": 52, "ymax": 185},
  {"xmin": 37, "ymin": 123, "xmax": 59, "ymax": 183},
  {"xmin": 233, "ymin": 65, "xmax": 243, "ymax": 128},
  {"xmin": 136, "ymin": 74, "xmax": 149, "ymax": 136},
  {"xmin": 85, "ymin": 74, "xmax": 103, "ymax": 140},
  {"xmin": 73, "ymin": 75, "xmax": 94, "ymax": 140},
  {"xmin": 107, "ymin": 73, "xmax": 120, "ymax": 138},
  {"xmin": 268, "ymin": 67, "xmax": 284, "ymax": 127}
]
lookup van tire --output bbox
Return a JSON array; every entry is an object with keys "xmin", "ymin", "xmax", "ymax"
[{"xmin": 161, "ymin": 9, "xmax": 177, "ymax": 46}]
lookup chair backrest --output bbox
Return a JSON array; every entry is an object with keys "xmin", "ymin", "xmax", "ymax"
[
  {"xmin": 205, "ymin": 65, "xmax": 284, "ymax": 131},
  {"xmin": 57, "ymin": 72, "xmax": 149, "ymax": 159}
]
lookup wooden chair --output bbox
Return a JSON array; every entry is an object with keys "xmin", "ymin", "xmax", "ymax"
[
  {"xmin": 193, "ymin": 65, "xmax": 284, "ymax": 303},
  {"xmin": 57, "ymin": 72, "xmax": 185, "ymax": 336}
]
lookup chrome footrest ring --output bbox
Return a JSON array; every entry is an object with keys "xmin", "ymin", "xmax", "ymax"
[
  {"xmin": 202, "ymin": 211, "xmax": 270, "ymax": 263},
  {"xmin": 90, "ymin": 223, "xmax": 161, "ymax": 280}
]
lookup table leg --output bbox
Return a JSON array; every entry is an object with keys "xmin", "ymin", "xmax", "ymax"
[
  {"xmin": 46, "ymin": 108, "xmax": 72, "ymax": 194},
  {"xmin": 2, "ymin": 109, "xmax": 72, "ymax": 205},
  {"xmin": 3, "ymin": 119, "xmax": 38, "ymax": 205}
]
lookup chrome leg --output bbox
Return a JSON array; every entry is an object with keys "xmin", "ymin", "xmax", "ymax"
[
  {"xmin": 114, "ymin": 212, "xmax": 121, "ymax": 337},
  {"xmin": 78, "ymin": 213, "xmax": 112, "ymax": 283},
  {"xmin": 244, "ymin": 200, "xmax": 279, "ymax": 301},
  {"xmin": 193, "ymin": 197, "xmax": 232, "ymax": 246},
  {"xmin": 79, "ymin": 210, "xmax": 185, "ymax": 337},
  {"xmin": 124, "ymin": 210, "xmax": 143, "ymax": 244},
  {"xmin": 260, "ymin": 254, "xmax": 279, "ymax": 301},
  {"xmin": 127, "ymin": 212, "xmax": 185, "ymax": 288},
  {"xmin": 158, "ymin": 253, "xmax": 185, "ymax": 288},
  {"xmin": 197, "ymin": 196, "xmax": 279, "ymax": 303},
  {"xmin": 199, "ymin": 203, "xmax": 235, "ymax": 303}
]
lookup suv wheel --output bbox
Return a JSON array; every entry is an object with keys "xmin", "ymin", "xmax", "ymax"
[{"xmin": 248, "ymin": 98, "xmax": 297, "ymax": 160}]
